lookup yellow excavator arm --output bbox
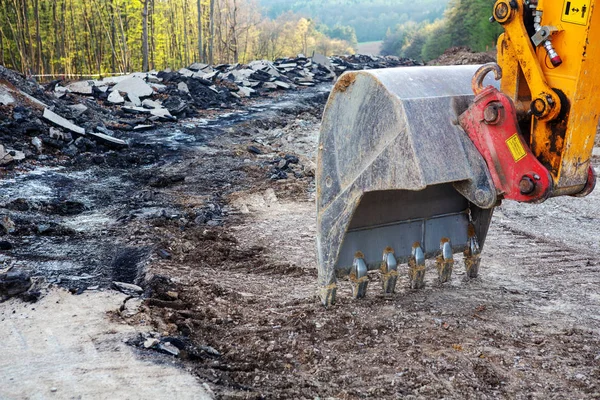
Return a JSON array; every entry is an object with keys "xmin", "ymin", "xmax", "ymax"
[
  {"xmin": 315, "ymin": 0, "xmax": 600, "ymax": 305},
  {"xmin": 496, "ymin": 0, "xmax": 600, "ymax": 196}
]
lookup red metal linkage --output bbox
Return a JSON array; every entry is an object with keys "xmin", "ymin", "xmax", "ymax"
[{"xmin": 459, "ymin": 85, "xmax": 553, "ymax": 203}]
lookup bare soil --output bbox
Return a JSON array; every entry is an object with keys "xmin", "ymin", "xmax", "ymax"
[{"xmin": 3, "ymin": 84, "xmax": 600, "ymax": 399}]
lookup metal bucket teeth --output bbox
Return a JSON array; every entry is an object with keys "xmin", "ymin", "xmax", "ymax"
[
  {"xmin": 408, "ymin": 243, "xmax": 426, "ymax": 289},
  {"xmin": 464, "ymin": 225, "xmax": 482, "ymax": 279},
  {"xmin": 350, "ymin": 252, "xmax": 369, "ymax": 298},
  {"xmin": 436, "ymin": 238, "xmax": 454, "ymax": 283},
  {"xmin": 319, "ymin": 283, "xmax": 337, "ymax": 307},
  {"xmin": 380, "ymin": 247, "xmax": 399, "ymax": 294}
]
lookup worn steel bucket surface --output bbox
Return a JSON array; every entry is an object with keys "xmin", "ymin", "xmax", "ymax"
[{"xmin": 316, "ymin": 65, "xmax": 499, "ymax": 305}]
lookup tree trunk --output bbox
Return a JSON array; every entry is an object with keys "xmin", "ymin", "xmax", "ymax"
[
  {"xmin": 197, "ymin": 0, "xmax": 203, "ymax": 62},
  {"xmin": 149, "ymin": 0, "xmax": 155, "ymax": 69},
  {"xmin": 110, "ymin": 0, "xmax": 116, "ymax": 73},
  {"xmin": 209, "ymin": 0, "xmax": 215, "ymax": 64},
  {"xmin": 22, "ymin": 0, "xmax": 34, "ymax": 74},
  {"xmin": 141, "ymin": 0, "xmax": 149, "ymax": 72},
  {"xmin": 34, "ymin": 0, "xmax": 43, "ymax": 74}
]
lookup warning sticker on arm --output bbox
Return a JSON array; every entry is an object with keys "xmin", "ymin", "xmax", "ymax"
[
  {"xmin": 506, "ymin": 133, "xmax": 527, "ymax": 162},
  {"xmin": 562, "ymin": 0, "xmax": 591, "ymax": 25}
]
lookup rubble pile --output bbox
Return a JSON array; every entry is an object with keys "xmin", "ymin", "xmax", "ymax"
[
  {"xmin": 0, "ymin": 53, "xmax": 419, "ymax": 167},
  {"xmin": 428, "ymin": 46, "xmax": 496, "ymax": 66}
]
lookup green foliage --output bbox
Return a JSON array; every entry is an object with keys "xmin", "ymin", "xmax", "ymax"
[
  {"xmin": 381, "ymin": 0, "xmax": 502, "ymax": 61},
  {"xmin": 0, "ymin": 0, "xmax": 355, "ymax": 76},
  {"xmin": 258, "ymin": 0, "xmax": 449, "ymax": 42}
]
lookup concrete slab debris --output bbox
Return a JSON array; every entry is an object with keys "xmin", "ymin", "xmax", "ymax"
[
  {"xmin": 110, "ymin": 77, "xmax": 154, "ymax": 98},
  {"xmin": 66, "ymin": 81, "xmax": 94, "ymax": 95},
  {"xmin": 43, "ymin": 108, "xmax": 85, "ymax": 135},
  {"xmin": 0, "ymin": 84, "xmax": 15, "ymax": 105},
  {"xmin": 177, "ymin": 82, "xmax": 190, "ymax": 94},
  {"xmin": 107, "ymin": 90, "xmax": 125, "ymax": 104},
  {"xmin": 128, "ymin": 92, "xmax": 142, "ymax": 107},
  {"xmin": 68, "ymin": 104, "xmax": 88, "ymax": 117}
]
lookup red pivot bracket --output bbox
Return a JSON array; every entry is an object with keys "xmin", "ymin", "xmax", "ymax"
[{"xmin": 459, "ymin": 64, "xmax": 553, "ymax": 203}]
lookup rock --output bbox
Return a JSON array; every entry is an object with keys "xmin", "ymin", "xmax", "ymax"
[
  {"xmin": 203, "ymin": 71, "xmax": 218, "ymax": 80},
  {"xmin": 150, "ymin": 108, "xmax": 174, "ymax": 120},
  {"xmin": 162, "ymin": 97, "xmax": 188, "ymax": 115},
  {"xmin": 312, "ymin": 53, "xmax": 331, "ymax": 68},
  {"xmin": 144, "ymin": 338, "xmax": 160, "ymax": 348},
  {"xmin": 111, "ymin": 77, "xmax": 153, "ymax": 98},
  {"xmin": 237, "ymin": 86, "xmax": 255, "ymax": 98},
  {"xmin": 188, "ymin": 62, "xmax": 209, "ymax": 71},
  {"xmin": 198, "ymin": 345, "xmax": 221, "ymax": 357},
  {"xmin": 141, "ymin": 99, "xmax": 162, "ymax": 109},
  {"xmin": 247, "ymin": 145, "xmax": 262, "ymax": 155},
  {"xmin": 68, "ymin": 104, "xmax": 88, "ymax": 117},
  {"xmin": 54, "ymin": 86, "xmax": 69, "ymax": 98},
  {"xmin": 0, "ymin": 145, "xmax": 25, "ymax": 165},
  {"xmin": 274, "ymin": 81, "xmax": 292, "ymax": 89},
  {"xmin": 43, "ymin": 108, "xmax": 86, "ymax": 135},
  {"xmin": 133, "ymin": 125, "xmax": 153, "ymax": 131},
  {"xmin": 127, "ymin": 92, "xmax": 142, "ymax": 107},
  {"xmin": 277, "ymin": 63, "xmax": 297, "ymax": 69},
  {"xmin": 0, "ymin": 84, "xmax": 15, "ymax": 105},
  {"xmin": 120, "ymin": 297, "xmax": 143, "ymax": 318},
  {"xmin": 0, "ymin": 216, "xmax": 15, "ymax": 234},
  {"xmin": 157, "ymin": 342, "xmax": 180, "ymax": 357},
  {"xmin": 0, "ymin": 240, "xmax": 12, "ymax": 250},
  {"xmin": 112, "ymin": 281, "xmax": 143, "ymax": 295},
  {"xmin": 264, "ymin": 188, "xmax": 278, "ymax": 203},
  {"xmin": 31, "ymin": 137, "xmax": 43, "ymax": 153},
  {"xmin": 177, "ymin": 82, "xmax": 190, "ymax": 94},
  {"xmin": 158, "ymin": 249, "xmax": 172, "ymax": 259},
  {"xmin": 107, "ymin": 90, "xmax": 125, "ymax": 104},
  {"xmin": 148, "ymin": 83, "xmax": 167, "ymax": 93},
  {"xmin": 166, "ymin": 291, "xmax": 178, "ymax": 300},
  {"xmin": 49, "ymin": 128, "xmax": 71, "ymax": 141},
  {"xmin": 122, "ymin": 106, "xmax": 151, "ymax": 115},
  {"xmin": 0, "ymin": 271, "xmax": 32, "ymax": 299},
  {"xmin": 88, "ymin": 131, "xmax": 128, "ymax": 149},
  {"xmin": 149, "ymin": 174, "xmax": 185, "ymax": 188},
  {"xmin": 262, "ymin": 82, "xmax": 278, "ymax": 90},
  {"xmin": 178, "ymin": 68, "xmax": 194, "ymax": 77},
  {"xmin": 66, "ymin": 81, "xmax": 94, "ymax": 95}
]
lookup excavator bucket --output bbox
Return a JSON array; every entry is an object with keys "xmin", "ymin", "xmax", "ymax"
[{"xmin": 316, "ymin": 65, "xmax": 499, "ymax": 306}]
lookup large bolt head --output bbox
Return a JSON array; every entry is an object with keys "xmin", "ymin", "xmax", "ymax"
[
  {"xmin": 483, "ymin": 104, "xmax": 500, "ymax": 123},
  {"xmin": 494, "ymin": 2, "xmax": 509, "ymax": 21},
  {"xmin": 519, "ymin": 176, "xmax": 536, "ymax": 195},
  {"xmin": 531, "ymin": 98, "xmax": 547, "ymax": 117}
]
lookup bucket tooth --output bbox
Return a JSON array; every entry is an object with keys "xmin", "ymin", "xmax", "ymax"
[
  {"xmin": 464, "ymin": 224, "xmax": 481, "ymax": 279},
  {"xmin": 319, "ymin": 283, "xmax": 337, "ymax": 307},
  {"xmin": 350, "ymin": 252, "xmax": 369, "ymax": 299},
  {"xmin": 436, "ymin": 238, "xmax": 454, "ymax": 283},
  {"xmin": 408, "ymin": 243, "xmax": 426, "ymax": 289},
  {"xmin": 380, "ymin": 247, "xmax": 399, "ymax": 294}
]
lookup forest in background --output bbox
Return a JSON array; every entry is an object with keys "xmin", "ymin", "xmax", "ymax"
[
  {"xmin": 258, "ymin": 0, "xmax": 449, "ymax": 43},
  {"xmin": 381, "ymin": 0, "xmax": 502, "ymax": 61},
  {"xmin": 0, "ymin": 0, "xmax": 355, "ymax": 77},
  {"xmin": 0, "ymin": 0, "xmax": 500, "ymax": 77}
]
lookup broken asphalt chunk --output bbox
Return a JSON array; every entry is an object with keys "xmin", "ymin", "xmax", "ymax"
[
  {"xmin": 0, "ymin": 271, "xmax": 32, "ymax": 299},
  {"xmin": 112, "ymin": 281, "xmax": 144, "ymax": 295},
  {"xmin": 43, "ymin": 108, "xmax": 85, "ymax": 135}
]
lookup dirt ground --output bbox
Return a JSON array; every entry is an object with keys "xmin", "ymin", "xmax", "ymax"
[{"xmin": 2, "ymin": 84, "xmax": 600, "ymax": 399}]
